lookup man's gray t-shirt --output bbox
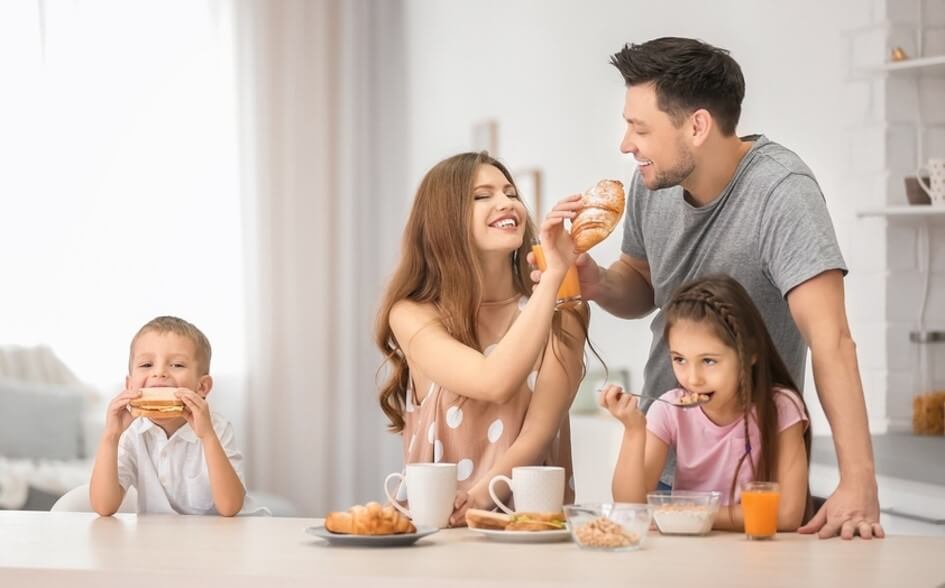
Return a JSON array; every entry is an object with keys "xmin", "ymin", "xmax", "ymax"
[{"xmin": 621, "ymin": 135, "xmax": 847, "ymax": 403}]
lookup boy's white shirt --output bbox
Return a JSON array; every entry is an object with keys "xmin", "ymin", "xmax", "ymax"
[{"xmin": 117, "ymin": 412, "xmax": 268, "ymax": 515}]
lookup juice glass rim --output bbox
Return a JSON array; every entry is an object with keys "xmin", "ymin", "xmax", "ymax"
[{"xmin": 741, "ymin": 481, "xmax": 780, "ymax": 493}]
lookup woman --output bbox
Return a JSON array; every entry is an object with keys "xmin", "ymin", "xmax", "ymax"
[{"xmin": 376, "ymin": 152, "xmax": 588, "ymax": 525}]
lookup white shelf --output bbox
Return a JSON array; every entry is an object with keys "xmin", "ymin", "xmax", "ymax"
[
  {"xmin": 870, "ymin": 54, "xmax": 945, "ymax": 75},
  {"xmin": 857, "ymin": 206, "xmax": 945, "ymax": 222}
]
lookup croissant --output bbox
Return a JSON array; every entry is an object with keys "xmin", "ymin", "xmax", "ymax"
[
  {"xmin": 571, "ymin": 179, "xmax": 626, "ymax": 253},
  {"xmin": 324, "ymin": 501, "xmax": 417, "ymax": 535}
]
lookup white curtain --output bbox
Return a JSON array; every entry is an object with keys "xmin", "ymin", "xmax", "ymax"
[{"xmin": 233, "ymin": 0, "xmax": 408, "ymax": 515}]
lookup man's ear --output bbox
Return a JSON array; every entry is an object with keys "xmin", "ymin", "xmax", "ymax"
[
  {"xmin": 690, "ymin": 109, "xmax": 713, "ymax": 147},
  {"xmin": 197, "ymin": 375, "xmax": 213, "ymax": 397},
  {"xmin": 125, "ymin": 375, "xmax": 132, "ymax": 390}
]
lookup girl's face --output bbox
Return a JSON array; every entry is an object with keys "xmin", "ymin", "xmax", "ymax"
[
  {"xmin": 667, "ymin": 319, "xmax": 742, "ymax": 417},
  {"xmin": 470, "ymin": 164, "xmax": 526, "ymax": 255}
]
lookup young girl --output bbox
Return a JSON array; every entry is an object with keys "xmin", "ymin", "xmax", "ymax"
[
  {"xmin": 600, "ymin": 274, "xmax": 812, "ymax": 531},
  {"xmin": 376, "ymin": 152, "xmax": 589, "ymax": 526}
]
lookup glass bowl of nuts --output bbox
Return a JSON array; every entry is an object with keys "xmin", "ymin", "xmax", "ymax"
[
  {"xmin": 564, "ymin": 503, "xmax": 652, "ymax": 552},
  {"xmin": 646, "ymin": 490, "xmax": 720, "ymax": 535}
]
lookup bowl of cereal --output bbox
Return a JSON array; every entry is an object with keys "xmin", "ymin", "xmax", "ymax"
[
  {"xmin": 646, "ymin": 490, "xmax": 720, "ymax": 535},
  {"xmin": 563, "ymin": 503, "xmax": 652, "ymax": 552}
]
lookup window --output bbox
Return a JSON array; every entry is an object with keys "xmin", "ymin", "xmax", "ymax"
[{"xmin": 0, "ymin": 1, "xmax": 244, "ymax": 390}]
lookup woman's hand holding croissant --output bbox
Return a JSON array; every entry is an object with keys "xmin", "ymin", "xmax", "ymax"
[
  {"xmin": 528, "ymin": 194, "xmax": 620, "ymax": 300},
  {"xmin": 536, "ymin": 204, "xmax": 579, "ymax": 279}
]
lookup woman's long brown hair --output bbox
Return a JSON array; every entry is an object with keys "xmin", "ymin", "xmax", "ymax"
[
  {"xmin": 663, "ymin": 275, "xmax": 812, "ymax": 516},
  {"xmin": 376, "ymin": 151, "xmax": 590, "ymax": 432}
]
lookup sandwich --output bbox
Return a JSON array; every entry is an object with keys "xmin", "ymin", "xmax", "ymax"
[
  {"xmin": 465, "ymin": 509, "xmax": 512, "ymax": 530},
  {"xmin": 507, "ymin": 511, "xmax": 567, "ymax": 531},
  {"xmin": 466, "ymin": 508, "xmax": 566, "ymax": 531},
  {"xmin": 129, "ymin": 387, "xmax": 185, "ymax": 418}
]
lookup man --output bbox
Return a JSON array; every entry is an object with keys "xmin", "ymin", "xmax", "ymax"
[{"xmin": 541, "ymin": 37, "xmax": 882, "ymax": 540}]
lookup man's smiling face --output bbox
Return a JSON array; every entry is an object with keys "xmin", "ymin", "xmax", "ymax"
[{"xmin": 619, "ymin": 83, "xmax": 695, "ymax": 191}]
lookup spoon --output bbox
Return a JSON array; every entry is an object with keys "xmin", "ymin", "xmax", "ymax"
[{"xmin": 596, "ymin": 387, "xmax": 711, "ymax": 409}]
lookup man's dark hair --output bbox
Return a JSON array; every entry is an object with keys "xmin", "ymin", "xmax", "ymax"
[{"xmin": 610, "ymin": 37, "xmax": 745, "ymax": 136}]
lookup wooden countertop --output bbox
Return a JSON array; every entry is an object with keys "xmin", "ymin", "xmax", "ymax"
[{"xmin": 1, "ymin": 511, "xmax": 944, "ymax": 587}]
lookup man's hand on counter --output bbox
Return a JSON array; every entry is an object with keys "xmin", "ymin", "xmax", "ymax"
[{"xmin": 799, "ymin": 475, "xmax": 885, "ymax": 540}]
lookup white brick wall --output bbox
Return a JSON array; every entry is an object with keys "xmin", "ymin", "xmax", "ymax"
[
  {"xmin": 864, "ymin": 372, "xmax": 890, "ymax": 430},
  {"xmin": 887, "ymin": 272, "xmax": 945, "ymax": 321},
  {"xmin": 851, "ymin": 126, "xmax": 890, "ymax": 174},
  {"xmin": 843, "ymin": 80, "xmax": 875, "ymax": 125},
  {"xmin": 887, "ymin": 124, "xmax": 920, "ymax": 177},
  {"xmin": 918, "ymin": 77, "xmax": 945, "ymax": 124},
  {"xmin": 932, "ymin": 226, "xmax": 945, "ymax": 271},
  {"xmin": 927, "ymin": 0, "xmax": 945, "ymax": 24},
  {"xmin": 847, "ymin": 270, "xmax": 888, "ymax": 319},
  {"xmin": 885, "ymin": 76, "xmax": 918, "ymax": 124},
  {"xmin": 926, "ymin": 125, "xmax": 945, "ymax": 158},
  {"xmin": 885, "ymin": 371, "xmax": 914, "ymax": 431},
  {"xmin": 888, "ymin": 220, "xmax": 919, "ymax": 269},
  {"xmin": 925, "ymin": 27, "xmax": 945, "ymax": 54},
  {"xmin": 848, "ymin": 0, "xmax": 945, "ymax": 432},
  {"xmin": 888, "ymin": 323, "xmax": 919, "ymax": 371},
  {"xmin": 856, "ymin": 323, "xmax": 891, "ymax": 371},
  {"xmin": 890, "ymin": 24, "xmax": 921, "ymax": 56},
  {"xmin": 853, "ymin": 26, "xmax": 893, "ymax": 69},
  {"xmin": 888, "ymin": 0, "xmax": 921, "ymax": 23}
]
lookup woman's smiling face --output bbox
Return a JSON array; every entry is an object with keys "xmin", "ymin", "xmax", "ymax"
[{"xmin": 469, "ymin": 164, "xmax": 526, "ymax": 255}]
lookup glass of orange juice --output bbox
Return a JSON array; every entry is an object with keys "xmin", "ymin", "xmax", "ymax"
[
  {"xmin": 531, "ymin": 243, "xmax": 581, "ymax": 307},
  {"xmin": 741, "ymin": 481, "xmax": 780, "ymax": 540}
]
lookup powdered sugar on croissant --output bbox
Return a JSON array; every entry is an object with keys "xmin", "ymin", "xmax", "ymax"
[
  {"xmin": 571, "ymin": 179, "xmax": 626, "ymax": 253},
  {"xmin": 324, "ymin": 501, "xmax": 417, "ymax": 535}
]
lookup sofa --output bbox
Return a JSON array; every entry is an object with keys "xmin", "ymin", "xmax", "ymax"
[{"xmin": 0, "ymin": 345, "xmax": 100, "ymax": 510}]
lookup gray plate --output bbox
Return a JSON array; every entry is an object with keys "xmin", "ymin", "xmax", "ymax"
[{"xmin": 306, "ymin": 524, "xmax": 439, "ymax": 547}]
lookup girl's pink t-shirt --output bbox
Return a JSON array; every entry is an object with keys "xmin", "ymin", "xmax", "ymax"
[{"xmin": 645, "ymin": 387, "xmax": 808, "ymax": 505}]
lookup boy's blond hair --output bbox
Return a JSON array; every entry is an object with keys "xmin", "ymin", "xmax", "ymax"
[{"xmin": 129, "ymin": 316, "xmax": 212, "ymax": 375}]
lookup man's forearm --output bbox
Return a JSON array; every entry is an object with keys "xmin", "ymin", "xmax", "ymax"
[
  {"xmin": 810, "ymin": 335, "xmax": 876, "ymax": 481},
  {"xmin": 591, "ymin": 258, "xmax": 656, "ymax": 319}
]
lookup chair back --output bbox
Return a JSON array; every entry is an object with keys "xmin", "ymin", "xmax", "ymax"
[{"xmin": 50, "ymin": 483, "xmax": 137, "ymax": 513}]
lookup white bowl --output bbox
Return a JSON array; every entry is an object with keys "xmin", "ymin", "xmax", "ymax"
[{"xmin": 647, "ymin": 491, "xmax": 720, "ymax": 535}]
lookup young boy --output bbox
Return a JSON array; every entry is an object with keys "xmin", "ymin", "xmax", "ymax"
[{"xmin": 90, "ymin": 316, "xmax": 255, "ymax": 516}]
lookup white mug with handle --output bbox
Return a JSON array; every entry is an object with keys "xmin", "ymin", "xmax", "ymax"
[
  {"xmin": 488, "ymin": 466, "xmax": 565, "ymax": 514},
  {"xmin": 916, "ymin": 158, "xmax": 945, "ymax": 206},
  {"xmin": 384, "ymin": 462, "xmax": 457, "ymax": 529}
]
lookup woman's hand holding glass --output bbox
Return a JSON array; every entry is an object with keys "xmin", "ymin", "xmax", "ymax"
[{"xmin": 536, "ymin": 203, "xmax": 579, "ymax": 278}]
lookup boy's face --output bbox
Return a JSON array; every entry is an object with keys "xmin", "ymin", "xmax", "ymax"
[{"xmin": 126, "ymin": 330, "xmax": 211, "ymax": 400}]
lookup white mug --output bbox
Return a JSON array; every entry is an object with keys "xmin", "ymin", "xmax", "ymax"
[
  {"xmin": 384, "ymin": 462, "xmax": 457, "ymax": 529},
  {"xmin": 488, "ymin": 466, "xmax": 565, "ymax": 514},
  {"xmin": 916, "ymin": 158, "xmax": 945, "ymax": 206}
]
